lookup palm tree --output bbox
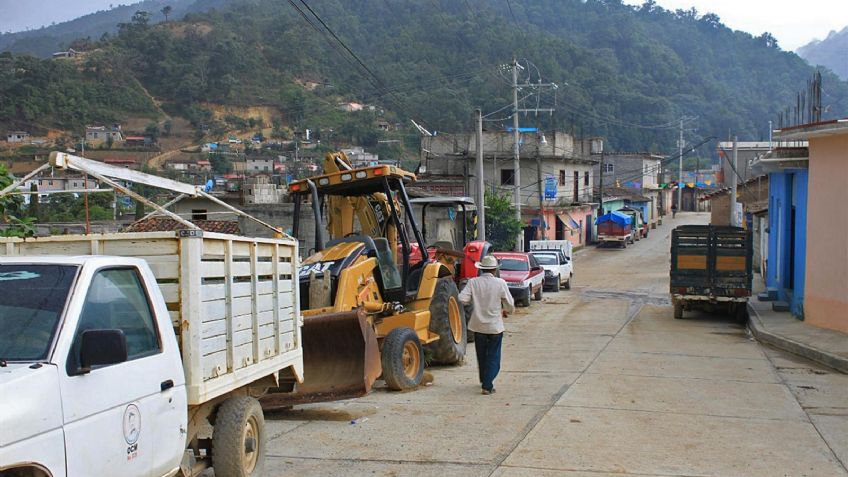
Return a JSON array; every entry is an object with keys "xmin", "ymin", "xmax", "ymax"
[{"xmin": 161, "ymin": 5, "xmax": 172, "ymax": 22}]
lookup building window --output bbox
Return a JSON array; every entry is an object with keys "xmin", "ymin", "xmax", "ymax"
[
  {"xmin": 573, "ymin": 171, "xmax": 579, "ymax": 203},
  {"xmin": 603, "ymin": 163, "xmax": 614, "ymax": 173},
  {"xmin": 191, "ymin": 209, "xmax": 208, "ymax": 221},
  {"xmin": 559, "ymin": 170, "xmax": 566, "ymax": 186},
  {"xmin": 584, "ymin": 171, "xmax": 589, "ymax": 186},
  {"xmin": 501, "ymin": 169, "xmax": 515, "ymax": 186}
]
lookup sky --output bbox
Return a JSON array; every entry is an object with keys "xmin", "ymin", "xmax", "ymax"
[
  {"xmin": 0, "ymin": 0, "xmax": 846, "ymax": 51},
  {"xmin": 620, "ymin": 0, "xmax": 848, "ymax": 51}
]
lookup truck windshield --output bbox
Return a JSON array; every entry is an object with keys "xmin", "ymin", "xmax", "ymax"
[
  {"xmin": 0, "ymin": 264, "xmax": 77, "ymax": 361},
  {"xmin": 499, "ymin": 259, "xmax": 529, "ymax": 271},
  {"xmin": 532, "ymin": 254, "xmax": 558, "ymax": 265}
]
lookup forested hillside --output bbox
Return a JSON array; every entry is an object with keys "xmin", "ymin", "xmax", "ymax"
[
  {"xmin": 798, "ymin": 27, "xmax": 848, "ymax": 80},
  {"xmin": 3, "ymin": 0, "xmax": 847, "ymax": 152}
]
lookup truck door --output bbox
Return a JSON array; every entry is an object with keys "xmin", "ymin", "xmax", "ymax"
[{"xmin": 59, "ymin": 267, "xmax": 184, "ymax": 477}]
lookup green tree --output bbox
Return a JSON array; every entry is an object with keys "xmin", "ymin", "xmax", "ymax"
[
  {"xmin": 484, "ymin": 192, "xmax": 523, "ymax": 251},
  {"xmin": 209, "ymin": 153, "xmax": 233, "ymax": 174},
  {"xmin": 161, "ymin": 5, "xmax": 173, "ymax": 22}
]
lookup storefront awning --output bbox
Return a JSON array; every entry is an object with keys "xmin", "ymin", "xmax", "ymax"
[{"xmin": 557, "ymin": 213, "xmax": 580, "ymax": 230}]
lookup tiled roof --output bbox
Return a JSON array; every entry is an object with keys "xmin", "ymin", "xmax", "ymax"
[{"xmin": 123, "ymin": 217, "xmax": 240, "ymax": 235}]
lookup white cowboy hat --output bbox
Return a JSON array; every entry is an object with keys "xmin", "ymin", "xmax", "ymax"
[{"xmin": 474, "ymin": 255, "xmax": 499, "ymax": 270}]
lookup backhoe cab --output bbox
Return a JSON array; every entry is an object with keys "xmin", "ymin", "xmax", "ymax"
[{"xmin": 261, "ymin": 152, "xmax": 466, "ymax": 408}]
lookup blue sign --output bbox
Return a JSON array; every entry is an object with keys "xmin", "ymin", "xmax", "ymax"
[{"xmin": 544, "ymin": 175, "xmax": 557, "ymax": 200}]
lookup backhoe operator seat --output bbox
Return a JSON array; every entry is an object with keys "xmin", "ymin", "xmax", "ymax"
[{"xmin": 372, "ymin": 238, "xmax": 404, "ymax": 302}]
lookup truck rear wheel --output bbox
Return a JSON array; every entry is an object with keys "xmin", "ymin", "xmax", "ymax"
[
  {"xmin": 213, "ymin": 396, "xmax": 266, "ymax": 477},
  {"xmin": 382, "ymin": 327, "xmax": 424, "ymax": 390},
  {"xmin": 564, "ymin": 274, "xmax": 572, "ymax": 290},
  {"xmin": 426, "ymin": 277, "xmax": 467, "ymax": 365},
  {"xmin": 673, "ymin": 301, "xmax": 684, "ymax": 319}
]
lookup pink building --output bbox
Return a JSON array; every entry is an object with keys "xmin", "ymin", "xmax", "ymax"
[{"xmin": 778, "ymin": 119, "xmax": 848, "ymax": 334}]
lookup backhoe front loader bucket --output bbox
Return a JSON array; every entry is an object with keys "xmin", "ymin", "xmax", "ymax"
[{"xmin": 261, "ymin": 309, "xmax": 381, "ymax": 409}]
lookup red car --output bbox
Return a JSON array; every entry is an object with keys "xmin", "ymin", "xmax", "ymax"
[{"xmin": 492, "ymin": 252, "xmax": 545, "ymax": 307}]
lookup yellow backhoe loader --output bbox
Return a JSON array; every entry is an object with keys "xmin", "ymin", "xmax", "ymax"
[{"xmin": 261, "ymin": 152, "xmax": 466, "ymax": 408}]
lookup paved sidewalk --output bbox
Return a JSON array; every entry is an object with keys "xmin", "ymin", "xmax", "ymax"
[{"xmin": 748, "ymin": 276, "xmax": 848, "ymax": 374}]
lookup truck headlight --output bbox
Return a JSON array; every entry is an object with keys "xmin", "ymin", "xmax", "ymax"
[{"xmin": 544, "ymin": 270, "xmax": 553, "ymax": 277}]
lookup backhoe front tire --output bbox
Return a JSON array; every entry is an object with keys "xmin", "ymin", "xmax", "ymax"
[
  {"xmin": 382, "ymin": 327, "xmax": 424, "ymax": 390},
  {"xmin": 212, "ymin": 396, "xmax": 266, "ymax": 477},
  {"xmin": 426, "ymin": 277, "xmax": 467, "ymax": 365}
]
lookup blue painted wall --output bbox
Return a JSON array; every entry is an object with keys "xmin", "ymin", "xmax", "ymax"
[{"xmin": 766, "ymin": 169, "xmax": 808, "ymax": 318}]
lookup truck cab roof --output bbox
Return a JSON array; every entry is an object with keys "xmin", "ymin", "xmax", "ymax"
[{"xmin": 0, "ymin": 255, "xmax": 146, "ymax": 268}]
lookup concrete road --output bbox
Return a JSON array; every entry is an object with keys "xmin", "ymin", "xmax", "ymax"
[{"xmin": 262, "ymin": 212, "xmax": 848, "ymax": 477}]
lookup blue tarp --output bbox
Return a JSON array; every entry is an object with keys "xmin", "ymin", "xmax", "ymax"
[{"xmin": 595, "ymin": 210, "xmax": 632, "ymax": 226}]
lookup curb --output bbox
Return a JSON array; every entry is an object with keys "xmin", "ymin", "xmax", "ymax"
[{"xmin": 747, "ymin": 302, "xmax": 848, "ymax": 374}]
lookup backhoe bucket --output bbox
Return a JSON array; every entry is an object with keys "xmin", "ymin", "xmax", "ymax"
[{"xmin": 261, "ymin": 309, "xmax": 381, "ymax": 409}]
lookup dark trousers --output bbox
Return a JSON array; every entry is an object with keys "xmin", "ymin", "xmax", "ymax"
[{"xmin": 474, "ymin": 332, "xmax": 503, "ymax": 392}]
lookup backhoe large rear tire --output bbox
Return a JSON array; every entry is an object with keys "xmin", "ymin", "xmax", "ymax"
[
  {"xmin": 382, "ymin": 327, "xmax": 424, "ymax": 390},
  {"xmin": 425, "ymin": 277, "xmax": 467, "ymax": 364},
  {"xmin": 212, "ymin": 396, "xmax": 266, "ymax": 477}
]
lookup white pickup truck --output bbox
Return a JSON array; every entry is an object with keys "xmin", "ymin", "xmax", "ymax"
[
  {"xmin": 529, "ymin": 240, "xmax": 573, "ymax": 291},
  {"xmin": 0, "ymin": 231, "xmax": 302, "ymax": 477}
]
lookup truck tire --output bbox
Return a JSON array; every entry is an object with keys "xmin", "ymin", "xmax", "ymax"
[
  {"xmin": 533, "ymin": 284, "xmax": 543, "ymax": 301},
  {"xmin": 382, "ymin": 327, "xmax": 424, "ymax": 390},
  {"xmin": 519, "ymin": 288, "xmax": 531, "ymax": 307},
  {"xmin": 552, "ymin": 274, "xmax": 561, "ymax": 292},
  {"xmin": 564, "ymin": 274, "xmax": 572, "ymax": 290},
  {"xmin": 212, "ymin": 396, "xmax": 266, "ymax": 477},
  {"xmin": 622, "ymin": 241, "xmax": 627, "ymax": 249},
  {"xmin": 673, "ymin": 301, "xmax": 684, "ymax": 319},
  {"xmin": 733, "ymin": 303, "xmax": 749, "ymax": 324},
  {"xmin": 425, "ymin": 277, "xmax": 467, "ymax": 365}
]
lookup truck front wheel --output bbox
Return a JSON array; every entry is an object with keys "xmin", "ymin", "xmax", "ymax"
[{"xmin": 213, "ymin": 396, "xmax": 266, "ymax": 477}]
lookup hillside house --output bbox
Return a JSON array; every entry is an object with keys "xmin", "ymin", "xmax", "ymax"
[
  {"xmin": 85, "ymin": 125, "xmax": 123, "ymax": 144},
  {"xmin": 6, "ymin": 131, "xmax": 30, "ymax": 143},
  {"xmin": 246, "ymin": 157, "xmax": 274, "ymax": 173}
]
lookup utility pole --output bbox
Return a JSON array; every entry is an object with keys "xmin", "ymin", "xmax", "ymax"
[
  {"xmin": 598, "ymin": 141, "xmax": 605, "ymax": 216},
  {"xmin": 677, "ymin": 118, "xmax": 684, "ymax": 212},
  {"xmin": 475, "ymin": 108, "xmax": 486, "ymax": 241},
  {"xmin": 512, "ymin": 59, "xmax": 522, "ymax": 251},
  {"xmin": 730, "ymin": 137, "xmax": 739, "ymax": 227}
]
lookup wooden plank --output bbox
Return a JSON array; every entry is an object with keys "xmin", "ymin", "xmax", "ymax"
[
  {"xmin": 201, "ymin": 319, "xmax": 227, "ymax": 338},
  {"xmin": 716, "ymin": 255, "xmax": 747, "ymax": 271},
  {"xmin": 201, "ymin": 333, "xmax": 227, "ymax": 356},
  {"xmin": 179, "ymin": 236, "xmax": 204, "ymax": 394},
  {"xmin": 201, "ymin": 283, "xmax": 226, "ymax": 302},
  {"xmin": 234, "ymin": 328, "xmax": 255, "ymax": 347},
  {"xmin": 224, "ymin": 240, "xmax": 235, "ymax": 375},
  {"xmin": 259, "ymin": 336, "xmax": 277, "ymax": 360},
  {"xmin": 259, "ymin": 323, "xmax": 275, "ymax": 340},
  {"xmin": 250, "ymin": 242, "xmax": 260, "ymax": 367},
  {"xmin": 233, "ymin": 343, "xmax": 254, "ymax": 369},
  {"xmin": 146, "ymin": 259, "xmax": 180, "ymax": 280},
  {"xmin": 102, "ymin": 238, "xmax": 178, "ymax": 256},
  {"xmin": 677, "ymin": 255, "xmax": 707, "ymax": 270},
  {"xmin": 256, "ymin": 294, "xmax": 274, "ymax": 313},
  {"xmin": 203, "ymin": 239, "xmax": 225, "ymax": 257},
  {"xmin": 272, "ymin": 244, "xmax": 282, "ymax": 354},
  {"xmin": 232, "ymin": 241, "xmax": 251, "ymax": 257},
  {"xmin": 202, "ymin": 351, "xmax": 227, "ymax": 381},
  {"xmin": 201, "ymin": 296, "xmax": 252, "ymax": 322},
  {"xmin": 158, "ymin": 282, "xmax": 180, "ymax": 304}
]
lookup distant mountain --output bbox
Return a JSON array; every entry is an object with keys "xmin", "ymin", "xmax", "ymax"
[
  {"xmin": 0, "ymin": 0, "xmax": 227, "ymax": 58},
  {"xmin": 798, "ymin": 27, "xmax": 848, "ymax": 80},
  {"xmin": 3, "ymin": 0, "xmax": 848, "ymax": 152}
]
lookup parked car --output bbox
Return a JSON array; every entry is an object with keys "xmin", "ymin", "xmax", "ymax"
[
  {"xmin": 493, "ymin": 252, "xmax": 545, "ymax": 307},
  {"xmin": 530, "ymin": 251, "xmax": 572, "ymax": 291}
]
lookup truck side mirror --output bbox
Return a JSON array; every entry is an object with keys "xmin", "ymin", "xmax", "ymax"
[{"xmin": 79, "ymin": 329, "xmax": 128, "ymax": 374}]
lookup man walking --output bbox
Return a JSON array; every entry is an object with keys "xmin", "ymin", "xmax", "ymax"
[{"xmin": 458, "ymin": 255, "xmax": 515, "ymax": 395}]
